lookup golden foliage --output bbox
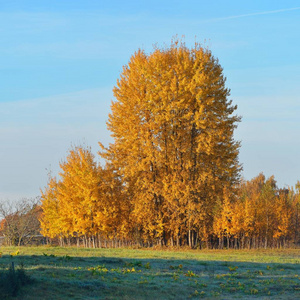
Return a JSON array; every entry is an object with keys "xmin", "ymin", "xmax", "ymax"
[
  {"xmin": 103, "ymin": 40, "xmax": 241, "ymax": 247},
  {"xmin": 40, "ymin": 145, "xmax": 129, "ymax": 245},
  {"xmin": 40, "ymin": 41, "xmax": 299, "ymax": 249}
]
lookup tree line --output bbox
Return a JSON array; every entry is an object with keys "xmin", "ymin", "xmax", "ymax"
[
  {"xmin": 37, "ymin": 40, "xmax": 299, "ymax": 248},
  {"xmin": 39, "ymin": 145, "xmax": 299, "ymax": 249}
]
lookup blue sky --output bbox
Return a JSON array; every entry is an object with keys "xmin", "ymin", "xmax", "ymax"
[{"xmin": 0, "ymin": 0, "xmax": 299, "ymax": 200}]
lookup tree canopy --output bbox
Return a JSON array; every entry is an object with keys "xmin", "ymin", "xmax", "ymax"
[
  {"xmin": 102, "ymin": 40, "xmax": 241, "ymax": 247},
  {"xmin": 40, "ymin": 41, "xmax": 299, "ymax": 249}
]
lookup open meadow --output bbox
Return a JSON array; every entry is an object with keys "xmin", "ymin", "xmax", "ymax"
[{"xmin": 0, "ymin": 246, "xmax": 299, "ymax": 299}]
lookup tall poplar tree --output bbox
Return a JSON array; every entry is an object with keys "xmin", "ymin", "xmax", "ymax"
[{"xmin": 103, "ymin": 40, "xmax": 241, "ymax": 247}]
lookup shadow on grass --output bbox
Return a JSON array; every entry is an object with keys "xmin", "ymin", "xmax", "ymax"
[
  {"xmin": 0, "ymin": 254, "xmax": 299, "ymax": 299},
  {"xmin": 0, "ymin": 262, "xmax": 34, "ymax": 299}
]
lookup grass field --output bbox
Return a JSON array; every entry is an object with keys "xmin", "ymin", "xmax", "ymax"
[{"xmin": 0, "ymin": 246, "xmax": 299, "ymax": 299}]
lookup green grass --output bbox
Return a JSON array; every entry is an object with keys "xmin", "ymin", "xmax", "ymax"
[{"xmin": 0, "ymin": 246, "xmax": 299, "ymax": 299}]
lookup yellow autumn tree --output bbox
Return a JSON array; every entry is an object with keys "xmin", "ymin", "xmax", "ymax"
[
  {"xmin": 272, "ymin": 187, "xmax": 296, "ymax": 247},
  {"xmin": 93, "ymin": 162, "xmax": 131, "ymax": 244},
  {"xmin": 41, "ymin": 145, "xmax": 130, "ymax": 247},
  {"xmin": 40, "ymin": 177, "xmax": 62, "ymax": 241},
  {"xmin": 57, "ymin": 146, "xmax": 101, "ymax": 246},
  {"xmin": 229, "ymin": 173, "xmax": 294, "ymax": 249},
  {"xmin": 213, "ymin": 187, "xmax": 237, "ymax": 248},
  {"xmin": 102, "ymin": 40, "xmax": 241, "ymax": 247}
]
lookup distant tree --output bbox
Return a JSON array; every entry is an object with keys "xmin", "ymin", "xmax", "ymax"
[
  {"xmin": 40, "ymin": 177, "xmax": 62, "ymax": 241},
  {"xmin": 0, "ymin": 198, "xmax": 41, "ymax": 246},
  {"xmin": 213, "ymin": 188, "xmax": 234, "ymax": 248},
  {"xmin": 293, "ymin": 182, "xmax": 300, "ymax": 245},
  {"xmin": 273, "ymin": 188, "xmax": 293, "ymax": 246}
]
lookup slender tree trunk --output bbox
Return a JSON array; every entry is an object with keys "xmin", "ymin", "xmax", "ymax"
[
  {"xmin": 191, "ymin": 231, "xmax": 194, "ymax": 248},
  {"xmin": 226, "ymin": 232, "xmax": 229, "ymax": 249}
]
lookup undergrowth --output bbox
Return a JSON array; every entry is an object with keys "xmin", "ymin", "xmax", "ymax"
[{"xmin": 0, "ymin": 262, "xmax": 33, "ymax": 299}]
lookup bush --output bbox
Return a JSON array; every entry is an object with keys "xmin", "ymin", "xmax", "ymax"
[{"xmin": 0, "ymin": 262, "xmax": 33, "ymax": 298}]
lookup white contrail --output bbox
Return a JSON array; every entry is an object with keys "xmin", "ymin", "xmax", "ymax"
[{"xmin": 209, "ymin": 7, "xmax": 300, "ymax": 22}]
